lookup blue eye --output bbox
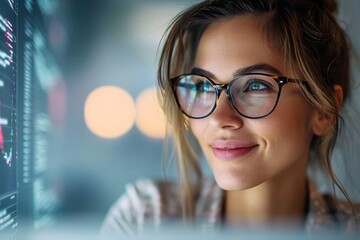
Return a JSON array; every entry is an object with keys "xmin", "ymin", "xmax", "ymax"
[
  {"xmin": 177, "ymin": 82, "xmax": 196, "ymax": 90},
  {"xmin": 195, "ymin": 82, "xmax": 214, "ymax": 92},
  {"xmin": 245, "ymin": 80, "xmax": 271, "ymax": 92}
]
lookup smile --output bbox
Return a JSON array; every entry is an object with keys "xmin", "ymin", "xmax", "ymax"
[{"xmin": 210, "ymin": 140, "xmax": 258, "ymax": 161}]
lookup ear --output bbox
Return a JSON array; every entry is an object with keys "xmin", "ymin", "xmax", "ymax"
[
  {"xmin": 312, "ymin": 111, "xmax": 331, "ymax": 136},
  {"xmin": 312, "ymin": 85, "xmax": 343, "ymax": 136},
  {"xmin": 333, "ymin": 84, "xmax": 344, "ymax": 111}
]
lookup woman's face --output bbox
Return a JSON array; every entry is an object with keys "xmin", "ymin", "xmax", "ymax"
[{"xmin": 190, "ymin": 15, "xmax": 320, "ymax": 190}]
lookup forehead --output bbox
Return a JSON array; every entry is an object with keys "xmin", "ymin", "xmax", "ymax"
[{"xmin": 193, "ymin": 15, "xmax": 287, "ymax": 80}]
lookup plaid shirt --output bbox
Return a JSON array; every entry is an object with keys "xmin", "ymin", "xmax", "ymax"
[{"xmin": 101, "ymin": 177, "xmax": 359, "ymax": 237}]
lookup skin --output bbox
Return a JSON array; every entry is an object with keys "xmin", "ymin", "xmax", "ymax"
[{"xmin": 190, "ymin": 15, "xmax": 330, "ymax": 227}]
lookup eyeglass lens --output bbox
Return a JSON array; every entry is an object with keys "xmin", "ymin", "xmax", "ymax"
[{"xmin": 175, "ymin": 74, "xmax": 280, "ymax": 118}]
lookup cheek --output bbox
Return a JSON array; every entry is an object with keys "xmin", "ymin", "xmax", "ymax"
[
  {"xmin": 190, "ymin": 119, "xmax": 207, "ymax": 143},
  {"xmin": 257, "ymin": 98, "xmax": 315, "ymax": 155}
]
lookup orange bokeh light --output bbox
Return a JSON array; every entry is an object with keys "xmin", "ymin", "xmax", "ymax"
[
  {"xmin": 84, "ymin": 86, "xmax": 136, "ymax": 138},
  {"xmin": 135, "ymin": 87, "xmax": 166, "ymax": 139}
]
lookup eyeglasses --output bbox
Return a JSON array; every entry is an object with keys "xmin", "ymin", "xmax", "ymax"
[{"xmin": 170, "ymin": 73, "xmax": 307, "ymax": 119}]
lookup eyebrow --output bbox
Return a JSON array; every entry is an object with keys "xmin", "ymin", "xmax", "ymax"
[{"xmin": 191, "ymin": 64, "xmax": 283, "ymax": 80}]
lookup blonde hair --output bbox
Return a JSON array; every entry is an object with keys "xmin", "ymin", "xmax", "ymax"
[{"xmin": 158, "ymin": 0, "xmax": 354, "ymax": 220}]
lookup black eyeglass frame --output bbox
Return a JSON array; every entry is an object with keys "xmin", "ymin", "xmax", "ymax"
[{"xmin": 170, "ymin": 73, "xmax": 307, "ymax": 119}]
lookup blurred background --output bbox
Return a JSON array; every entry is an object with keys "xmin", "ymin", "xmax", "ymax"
[
  {"xmin": 50, "ymin": 0, "xmax": 203, "ymax": 219},
  {"xmin": 0, "ymin": 0, "xmax": 360, "ymax": 238}
]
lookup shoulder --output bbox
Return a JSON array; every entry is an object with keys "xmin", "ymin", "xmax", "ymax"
[
  {"xmin": 307, "ymin": 181, "xmax": 360, "ymax": 232},
  {"xmin": 100, "ymin": 178, "xmax": 181, "ymax": 237},
  {"xmin": 323, "ymin": 194, "xmax": 360, "ymax": 231},
  {"xmin": 100, "ymin": 177, "xmax": 222, "ymax": 237}
]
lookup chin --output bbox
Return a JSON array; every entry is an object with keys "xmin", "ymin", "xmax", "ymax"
[{"xmin": 213, "ymin": 171, "xmax": 260, "ymax": 191}]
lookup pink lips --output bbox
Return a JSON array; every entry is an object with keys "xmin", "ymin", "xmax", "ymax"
[{"xmin": 211, "ymin": 140, "xmax": 258, "ymax": 161}]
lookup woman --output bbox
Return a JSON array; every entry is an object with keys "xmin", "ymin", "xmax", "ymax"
[{"xmin": 101, "ymin": 0, "xmax": 359, "ymax": 236}]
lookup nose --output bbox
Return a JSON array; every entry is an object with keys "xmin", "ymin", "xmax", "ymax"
[{"xmin": 208, "ymin": 91, "xmax": 244, "ymax": 130}]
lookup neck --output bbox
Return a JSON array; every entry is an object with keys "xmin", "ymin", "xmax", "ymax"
[{"xmin": 224, "ymin": 171, "xmax": 308, "ymax": 229}]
